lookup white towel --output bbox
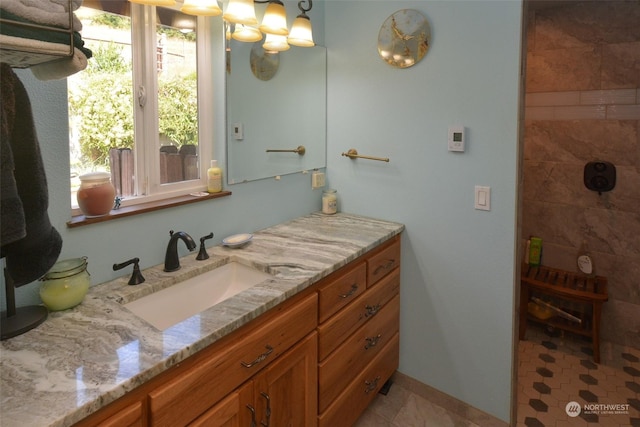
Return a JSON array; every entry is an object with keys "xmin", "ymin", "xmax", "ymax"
[
  {"xmin": 2, "ymin": 0, "xmax": 83, "ymax": 30},
  {"xmin": 31, "ymin": 46, "xmax": 88, "ymax": 80},
  {"xmin": 0, "ymin": 34, "xmax": 87, "ymax": 79}
]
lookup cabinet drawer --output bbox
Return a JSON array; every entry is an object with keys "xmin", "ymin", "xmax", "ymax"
[
  {"xmin": 317, "ymin": 261, "xmax": 367, "ymax": 323},
  {"xmin": 317, "ymin": 268, "xmax": 399, "ymax": 361},
  {"xmin": 318, "ymin": 295, "xmax": 399, "ymax": 412},
  {"xmin": 367, "ymin": 238, "xmax": 400, "ymax": 287},
  {"xmin": 318, "ymin": 333, "xmax": 399, "ymax": 427},
  {"xmin": 96, "ymin": 401, "xmax": 143, "ymax": 427},
  {"xmin": 149, "ymin": 293, "xmax": 318, "ymax": 427}
]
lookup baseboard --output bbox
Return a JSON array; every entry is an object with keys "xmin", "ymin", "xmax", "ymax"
[{"xmin": 391, "ymin": 371, "xmax": 509, "ymax": 427}]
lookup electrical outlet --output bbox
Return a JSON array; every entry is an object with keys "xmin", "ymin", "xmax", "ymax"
[{"xmin": 312, "ymin": 171, "xmax": 325, "ymax": 189}]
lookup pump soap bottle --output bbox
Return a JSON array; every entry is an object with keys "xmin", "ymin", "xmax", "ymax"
[{"xmin": 207, "ymin": 160, "xmax": 222, "ymax": 193}]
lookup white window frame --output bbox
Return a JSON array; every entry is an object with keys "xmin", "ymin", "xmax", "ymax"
[{"xmin": 71, "ymin": 4, "xmax": 214, "ymax": 214}]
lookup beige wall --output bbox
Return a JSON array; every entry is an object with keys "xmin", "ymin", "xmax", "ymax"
[{"xmin": 522, "ymin": 1, "xmax": 640, "ymax": 349}]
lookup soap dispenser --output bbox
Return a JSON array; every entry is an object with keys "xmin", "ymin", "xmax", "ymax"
[{"xmin": 207, "ymin": 160, "xmax": 222, "ymax": 193}]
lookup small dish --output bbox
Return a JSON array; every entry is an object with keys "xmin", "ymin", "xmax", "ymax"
[{"xmin": 223, "ymin": 233, "xmax": 253, "ymax": 248}]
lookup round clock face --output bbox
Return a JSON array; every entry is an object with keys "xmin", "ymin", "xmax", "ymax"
[
  {"xmin": 250, "ymin": 42, "xmax": 280, "ymax": 81},
  {"xmin": 378, "ymin": 9, "xmax": 431, "ymax": 69}
]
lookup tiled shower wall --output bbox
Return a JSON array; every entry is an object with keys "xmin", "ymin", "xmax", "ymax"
[{"xmin": 522, "ymin": 1, "xmax": 640, "ymax": 349}]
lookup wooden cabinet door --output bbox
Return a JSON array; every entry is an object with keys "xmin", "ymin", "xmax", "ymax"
[
  {"xmin": 251, "ymin": 332, "xmax": 318, "ymax": 427},
  {"xmin": 189, "ymin": 383, "xmax": 253, "ymax": 427}
]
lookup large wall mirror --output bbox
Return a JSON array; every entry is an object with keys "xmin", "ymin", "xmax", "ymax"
[{"xmin": 226, "ymin": 39, "xmax": 327, "ymax": 184}]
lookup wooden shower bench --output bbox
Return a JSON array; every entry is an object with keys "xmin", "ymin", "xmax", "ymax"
[{"xmin": 519, "ymin": 263, "xmax": 608, "ymax": 362}]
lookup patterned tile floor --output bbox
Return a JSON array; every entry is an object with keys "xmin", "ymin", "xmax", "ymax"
[
  {"xmin": 517, "ymin": 324, "xmax": 640, "ymax": 427},
  {"xmin": 354, "ymin": 324, "xmax": 640, "ymax": 426}
]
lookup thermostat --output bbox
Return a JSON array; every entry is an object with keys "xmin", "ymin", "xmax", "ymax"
[{"xmin": 448, "ymin": 126, "xmax": 465, "ymax": 152}]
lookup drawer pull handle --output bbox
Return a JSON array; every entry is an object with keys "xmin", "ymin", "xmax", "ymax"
[
  {"xmin": 241, "ymin": 345, "xmax": 274, "ymax": 368},
  {"xmin": 365, "ymin": 376, "xmax": 381, "ymax": 394},
  {"xmin": 246, "ymin": 404, "xmax": 257, "ymax": 427},
  {"xmin": 260, "ymin": 392, "xmax": 271, "ymax": 427},
  {"xmin": 373, "ymin": 259, "xmax": 395, "ymax": 275},
  {"xmin": 365, "ymin": 303, "xmax": 381, "ymax": 318},
  {"xmin": 339, "ymin": 284, "xmax": 359, "ymax": 299},
  {"xmin": 364, "ymin": 334, "xmax": 382, "ymax": 350}
]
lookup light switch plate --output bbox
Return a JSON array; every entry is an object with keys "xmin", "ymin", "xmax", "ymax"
[
  {"xmin": 474, "ymin": 185, "xmax": 491, "ymax": 211},
  {"xmin": 233, "ymin": 123, "xmax": 243, "ymax": 140}
]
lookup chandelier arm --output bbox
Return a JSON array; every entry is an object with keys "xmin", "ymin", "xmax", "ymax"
[{"xmin": 298, "ymin": 0, "xmax": 312, "ymax": 14}]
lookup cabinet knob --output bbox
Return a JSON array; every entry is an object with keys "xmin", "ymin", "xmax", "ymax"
[
  {"xmin": 364, "ymin": 376, "xmax": 381, "ymax": 394},
  {"xmin": 338, "ymin": 284, "xmax": 359, "ymax": 299},
  {"xmin": 364, "ymin": 334, "xmax": 382, "ymax": 350},
  {"xmin": 365, "ymin": 303, "xmax": 381, "ymax": 318}
]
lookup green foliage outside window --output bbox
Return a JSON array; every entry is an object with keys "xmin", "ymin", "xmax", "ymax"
[{"xmin": 68, "ymin": 22, "xmax": 198, "ymax": 170}]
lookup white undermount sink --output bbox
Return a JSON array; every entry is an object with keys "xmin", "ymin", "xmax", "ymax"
[{"xmin": 124, "ymin": 262, "xmax": 272, "ymax": 330}]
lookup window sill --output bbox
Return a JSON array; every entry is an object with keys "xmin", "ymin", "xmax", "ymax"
[{"xmin": 66, "ymin": 191, "xmax": 231, "ymax": 228}]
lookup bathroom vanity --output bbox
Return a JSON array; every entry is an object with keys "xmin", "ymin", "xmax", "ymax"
[{"xmin": 0, "ymin": 213, "xmax": 403, "ymax": 427}]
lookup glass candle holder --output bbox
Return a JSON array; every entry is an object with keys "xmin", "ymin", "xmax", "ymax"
[{"xmin": 77, "ymin": 172, "xmax": 116, "ymax": 217}]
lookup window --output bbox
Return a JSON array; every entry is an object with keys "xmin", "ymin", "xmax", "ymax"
[{"xmin": 68, "ymin": 1, "xmax": 213, "ymax": 213}]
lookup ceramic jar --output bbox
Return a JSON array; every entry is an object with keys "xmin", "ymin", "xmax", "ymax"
[
  {"xmin": 40, "ymin": 257, "xmax": 90, "ymax": 311},
  {"xmin": 77, "ymin": 172, "xmax": 116, "ymax": 217}
]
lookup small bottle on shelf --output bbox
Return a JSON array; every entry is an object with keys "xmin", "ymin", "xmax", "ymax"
[{"xmin": 207, "ymin": 160, "xmax": 222, "ymax": 193}]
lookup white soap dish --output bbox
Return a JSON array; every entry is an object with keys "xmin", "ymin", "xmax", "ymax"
[{"xmin": 223, "ymin": 233, "xmax": 253, "ymax": 248}]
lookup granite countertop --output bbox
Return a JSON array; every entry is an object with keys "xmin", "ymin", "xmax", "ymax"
[{"xmin": 0, "ymin": 212, "xmax": 404, "ymax": 427}]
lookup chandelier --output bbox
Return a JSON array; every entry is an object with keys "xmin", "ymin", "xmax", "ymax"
[{"xmin": 128, "ymin": 0, "xmax": 315, "ymax": 51}]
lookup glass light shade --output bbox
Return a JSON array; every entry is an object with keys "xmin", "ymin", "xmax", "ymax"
[
  {"xmin": 181, "ymin": 0, "xmax": 222, "ymax": 16},
  {"xmin": 259, "ymin": 1, "xmax": 288, "ymax": 36},
  {"xmin": 172, "ymin": 15, "xmax": 197, "ymax": 31},
  {"xmin": 128, "ymin": 0, "xmax": 176, "ymax": 5},
  {"xmin": 263, "ymin": 33, "xmax": 290, "ymax": 52},
  {"xmin": 233, "ymin": 24, "xmax": 262, "ymax": 42},
  {"xmin": 288, "ymin": 15, "xmax": 314, "ymax": 47},
  {"xmin": 223, "ymin": 0, "xmax": 258, "ymax": 26}
]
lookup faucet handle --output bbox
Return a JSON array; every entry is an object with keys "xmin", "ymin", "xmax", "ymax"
[
  {"xmin": 113, "ymin": 257, "xmax": 145, "ymax": 286},
  {"xmin": 196, "ymin": 232, "xmax": 214, "ymax": 260}
]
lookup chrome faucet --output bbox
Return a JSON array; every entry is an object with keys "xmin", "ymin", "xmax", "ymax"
[{"xmin": 164, "ymin": 230, "xmax": 196, "ymax": 272}]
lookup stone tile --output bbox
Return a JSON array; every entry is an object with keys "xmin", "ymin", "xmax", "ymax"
[
  {"xmin": 539, "ymin": 353, "xmax": 556, "ymax": 364},
  {"xmin": 523, "ymin": 417, "xmax": 544, "ymax": 427},
  {"xmin": 580, "ymin": 89, "xmax": 637, "ymax": 106},
  {"xmin": 529, "ymin": 398, "xmax": 549, "ymax": 412},
  {"xmin": 533, "ymin": 382, "xmax": 552, "ymax": 394},
  {"xmin": 581, "ymin": 360, "xmax": 598, "ymax": 370},
  {"xmin": 626, "ymin": 382, "xmax": 640, "ymax": 394},
  {"xmin": 579, "ymin": 374, "xmax": 598, "ymax": 386},
  {"xmin": 534, "ymin": 2, "xmax": 640, "ymax": 49},
  {"xmin": 579, "ymin": 412, "xmax": 599, "ymax": 423},
  {"xmin": 602, "ymin": 41, "xmax": 640, "ymax": 89},
  {"xmin": 579, "ymin": 389, "xmax": 599, "ymax": 403},
  {"xmin": 536, "ymin": 367, "xmax": 554, "ymax": 378},
  {"xmin": 625, "ymin": 366, "xmax": 640, "ymax": 377},
  {"xmin": 392, "ymin": 393, "xmax": 480, "ymax": 427},
  {"xmin": 366, "ymin": 380, "xmax": 411, "ymax": 422},
  {"xmin": 526, "ymin": 47, "xmax": 601, "ymax": 92},
  {"xmin": 353, "ymin": 408, "xmax": 395, "ymax": 427}
]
